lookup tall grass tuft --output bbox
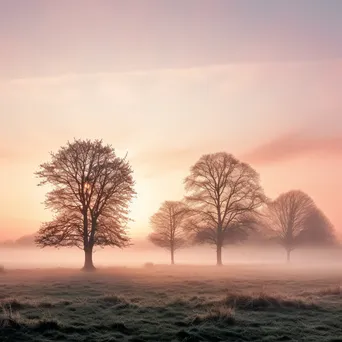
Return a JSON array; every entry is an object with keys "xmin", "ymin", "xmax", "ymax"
[
  {"xmin": 191, "ymin": 306, "xmax": 236, "ymax": 325},
  {"xmin": 0, "ymin": 304, "xmax": 22, "ymax": 328}
]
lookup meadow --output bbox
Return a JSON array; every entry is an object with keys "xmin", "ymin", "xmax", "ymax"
[{"xmin": 0, "ymin": 264, "xmax": 342, "ymax": 342}]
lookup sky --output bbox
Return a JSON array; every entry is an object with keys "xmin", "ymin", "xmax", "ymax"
[{"xmin": 0, "ymin": 0, "xmax": 341, "ymax": 240}]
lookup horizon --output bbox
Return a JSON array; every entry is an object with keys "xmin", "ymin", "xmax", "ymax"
[{"xmin": 1, "ymin": 0, "xmax": 342, "ymax": 241}]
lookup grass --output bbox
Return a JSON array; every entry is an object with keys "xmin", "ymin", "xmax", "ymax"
[
  {"xmin": 190, "ymin": 306, "xmax": 236, "ymax": 325},
  {"xmin": 222, "ymin": 291, "xmax": 317, "ymax": 310},
  {"xmin": 0, "ymin": 264, "xmax": 342, "ymax": 341}
]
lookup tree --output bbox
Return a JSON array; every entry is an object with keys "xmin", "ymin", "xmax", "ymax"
[
  {"xmin": 297, "ymin": 208, "xmax": 337, "ymax": 247},
  {"xmin": 148, "ymin": 201, "xmax": 189, "ymax": 264},
  {"xmin": 265, "ymin": 190, "xmax": 316, "ymax": 262},
  {"xmin": 35, "ymin": 139, "xmax": 135, "ymax": 271},
  {"xmin": 184, "ymin": 152, "xmax": 266, "ymax": 266}
]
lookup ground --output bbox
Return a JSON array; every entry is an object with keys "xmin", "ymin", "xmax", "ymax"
[{"xmin": 0, "ymin": 264, "xmax": 342, "ymax": 341}]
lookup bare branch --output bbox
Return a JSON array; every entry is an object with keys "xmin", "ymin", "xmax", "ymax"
[
  {"xmin": 35, "ymin": 139, "xmax": 135, "ymax": 269},
  {"xmin": 148, "ymin": 201, "xmax": 191, "ymax": 264},
  {"xmin": 263, "ymin": 190, "xmax": 317, "ymax": 253},
  {"xmin": 184, "ymin": 152, "xmax": 266, "ymax": 264}
]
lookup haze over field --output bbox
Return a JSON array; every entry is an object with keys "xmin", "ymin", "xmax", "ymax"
[{"xmin": 1, "ymin": 0, "xmax": 342, "ymax": 244}]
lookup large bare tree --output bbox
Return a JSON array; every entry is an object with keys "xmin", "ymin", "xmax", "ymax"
[
  {"xmin": 265, "ymin": 190, "xmax": 316, "ymax": 262},
  {"xmin": 35, "ymin": 139, "xmax": 135, "ymax": 271},
  {"xmin": 149, "ymin": 201, "xmax": 189, "ymax": 264},
  {"xmin": 184, "ymin": 152, "xmax": 266, "ymax": 265}
]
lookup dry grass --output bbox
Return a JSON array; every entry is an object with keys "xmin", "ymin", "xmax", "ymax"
[
  {"xmin": 0, "ymin": 265, "xmax": 341, "ymax": 341},
  {"xmin": 0, "ymin": 304, "xmax": 22, "ymax": 328},
  {"xmin": 312, "ymin": 285, "xmax": 342, "ymax": 296},
  {"xmin": 222, "ymin": 291, "xmax": 317, "ymax": 310},
  {"xmin": 191, "ymin": 306, "xmax": 236, "ymax": 325}
]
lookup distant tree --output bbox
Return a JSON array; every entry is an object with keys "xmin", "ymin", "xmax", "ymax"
[
  {"xmin": 265, "ymin": 190, "xmax": 316, "ymax": 262},
  {"xmin": 148, "ymin": 201, "xmax": 190, "ymax": 264},
  {"xmin": 35, "ymin": 139, "xmax": 135, "ymax": 271},
  {"xmin": 297, "ymin": 208, "xmax": 337, "ymax": 246},
  {"xmin": 184, "ymin": 152, "xmax": 266, "ymax": 266}
]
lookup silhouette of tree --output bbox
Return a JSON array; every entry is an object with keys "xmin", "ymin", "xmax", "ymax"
[
  {"xmin": 184, "ymin": 152, "xmax": 266, "ymax": 266},
  {"xmin": 265, "ymin": 190, "xmax": 315, "ymax": 262},
  {"xmin": 297, "ymin": 208, "xmax": 337, "ymax": 246},
  {"xmin": 148, "ymin": 201, "xmax": 190, "ymax": 264},
  {"xmin": 35, "ymin": 139, "xmax": 135, "ymax": 271}
]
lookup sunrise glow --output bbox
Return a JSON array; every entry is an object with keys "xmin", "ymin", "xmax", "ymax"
[{"xmin": 0, "ymin": 1, "xmax": 341, "ymax": 242}]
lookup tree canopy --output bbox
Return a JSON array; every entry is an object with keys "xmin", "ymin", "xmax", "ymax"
[
  {"xmin": 184, "ymin": 152, "xmax": 266, "ymax": 265},
  {"xmin": 35, "ymin": 139, "xmax": 135, "ymax": 270},
  {"xmin": 297, "ymin": 207, "xmax": 337, "ymax": 247},
  {"xmin": 264, "ymin": 190, "xmax": 316, "ymax": 261},
  {"xmin": 148, "ymin": 201, "xmax": 190, "ymax": 264}
]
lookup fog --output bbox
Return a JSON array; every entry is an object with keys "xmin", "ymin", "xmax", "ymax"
[{"xmin": 1, "ymin": 245, "xmax": 342, "ymax": 269}]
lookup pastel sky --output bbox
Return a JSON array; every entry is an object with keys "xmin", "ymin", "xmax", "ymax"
[{"xmin": 0, "ymin": 1, "xmax": 342, "ymax": 240}]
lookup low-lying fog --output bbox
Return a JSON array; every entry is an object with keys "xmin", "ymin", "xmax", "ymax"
[{"xmin": 1, "ymin": 245, "xmax": 342, "ymax": 269}]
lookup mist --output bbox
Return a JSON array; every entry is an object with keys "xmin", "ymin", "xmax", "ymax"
[{"xmin": 1, "ymin": 244, "xmax": 341, "ymax": 269}]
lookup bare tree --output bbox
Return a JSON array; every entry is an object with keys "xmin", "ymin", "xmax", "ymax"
[
  {"xmin": 265, "ymin": 190, "xmax": 316, "ymax": 262},
  {"xmin": 184, "ymin": 152, "xmax": 266, "ymax": 266},
  {"xmin": 35, "ymin": 139, "xmax": 135, "ymax": 271},
  {"xmin": 148, "ymin": 201, "xmax": 189, "ymax": 264}
]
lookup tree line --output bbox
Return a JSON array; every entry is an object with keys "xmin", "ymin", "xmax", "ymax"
[{"xmin": 35, "ymin": 139, "xmax": 337, "ymax": 270}]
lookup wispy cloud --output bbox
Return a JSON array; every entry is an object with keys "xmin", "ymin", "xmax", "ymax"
[
  {"xmin": 243, "ymin": 133, "xmax": 342, "ymax": 165},
  {"xmin": 1, "ymin": 60, "xmax": 342, "ymax": 167}
]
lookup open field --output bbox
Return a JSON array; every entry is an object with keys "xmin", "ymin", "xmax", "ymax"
[{"xmin": 1, "ymin": 264, "xmax": 342, "ymax": 341}]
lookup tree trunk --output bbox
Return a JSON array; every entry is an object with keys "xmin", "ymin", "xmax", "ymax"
[
  {"xmin": 286, "ymin": 249, "xmax": 291, "ymax": 263},
  {"xmin": 82, "ymin": 248, "xmax": 96, "ymax": 271},
  {"xmin": 216, "ymin": 244, "xmax": 223, "ymax": 266},
  {"xmin": 171, "ymin": 248, "xmax": 175, "ymax": 265}
]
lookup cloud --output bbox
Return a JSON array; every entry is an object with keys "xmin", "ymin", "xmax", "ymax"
[
  {"xmin": 1, "ymin": 59, "xmax": 342, "ymax": 168},
  {"xmin": 243, "ymin": 133, "xmax": 342, "ymax": 165}
]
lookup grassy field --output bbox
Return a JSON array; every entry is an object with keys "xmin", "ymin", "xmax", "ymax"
[{"xmin": 0, "ymin": 264, "xmax": 342, "ymax": 341}]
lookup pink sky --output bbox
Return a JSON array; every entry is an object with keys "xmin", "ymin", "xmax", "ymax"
[{"xmin": 0, "ymin": 1, "xmax": 341, "ymax": 240}]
